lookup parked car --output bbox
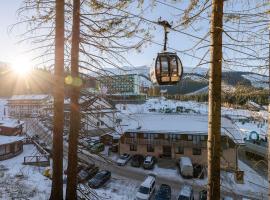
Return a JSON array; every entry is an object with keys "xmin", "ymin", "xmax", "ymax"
[
  {"xmin": 131, "ymin": 154, "xmax": 144, "ymax": 167},
  {"xmin": 77, "ymin": 165, "xmax": 99, "ymax": 183},
  {"xmin": 223, "ymin": 197, "xmax": 234, "ymax": 200},
  {"xmin": 179, "ymin": 157, "xmax": 193, "ymax": 178},
  {"xmin": 90, "ymin": 143, "xmax": 104, "ymax": 153},
  {"xmin": 177, "ymin": 185, "xmax": 194, "ymax": 200},
  {"xmin": 136, "ymin": 174, "xmax": 156, "ymax": 200},
  {"xmin": 88, "ymin": 170, "xmax": 111, "ymax": 189},
  {"xmin": 143, "ymin": 156, "xmax": 156, "ymax": 169},
  {"xmin": 154, "ymin": 184, "xmax": 171, "ymax": 200},
  {"xmin": 116, "ymin": 153, "xmax": 131, "ymax": 166},
  {"xmin": 193, "ymin": 164, "xmax": 204, "ymax": 179},
  {"xmin": 199, "ymin": 190, "xmax": 207, "ymax": 200}
]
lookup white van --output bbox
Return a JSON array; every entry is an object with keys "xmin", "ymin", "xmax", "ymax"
[
  {"xmin": 136, "ymin": 174, "xmax": 156, "ymax": 200},
  {"xmin": 179, "ymin": 157, "xmax": 193, "ymax": 178}
]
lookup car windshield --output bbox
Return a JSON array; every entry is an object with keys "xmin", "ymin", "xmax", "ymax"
[
  {"xmin": 139, "ymin": 186, "xmax": 150, "ymax": 194},
  {"xmin": 178, "ymin": 196, "xmax": 190, "ymax": 200}
]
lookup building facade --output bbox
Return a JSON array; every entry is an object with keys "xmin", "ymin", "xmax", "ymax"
[
  {"xmin": 0, "ymin": 119, "xmax": 24, "ymax": 136},
  {"xmin": 0, "ymin": 135, "xmax": 24, "ymax": 161},
  {"xmin": 7, "ymin": 95, "xmax": 51, "ymax": 118},
  {"xmin": 118, "ymin": 114, "xmax": 242, "ymax": 171}
]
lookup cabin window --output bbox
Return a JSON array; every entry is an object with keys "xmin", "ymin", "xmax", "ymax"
[
  {"xmin": 147, "ymin": 144, "xmax": 154, "ymax": 152},
  {"xmin": 175, "ymin": 146, "xmax": 184, "ymax": 154},
  {"xmin": 192, "ymin": 148, "xmax": 201, "ymax": 155},
  {"xmin": 130, "ymin": 144, "xmax": 137, "ymax": 151}
]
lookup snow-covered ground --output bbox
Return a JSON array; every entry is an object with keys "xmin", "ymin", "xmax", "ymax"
[{"xmin": 0, "ymin": 144, "xmax": 51, "ymax": 200}]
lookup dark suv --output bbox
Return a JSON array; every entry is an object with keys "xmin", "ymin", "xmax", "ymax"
[
  {"xmin": 155, "ymin": 184, "xmax": 171, "ymax": 200},
  {"xmin": 131, "ymin": 154, "xmax": 144, "ymax": 167},
  {"xmin": 88, "ymin": 170, "xmax": 111, "ymax": 189}
]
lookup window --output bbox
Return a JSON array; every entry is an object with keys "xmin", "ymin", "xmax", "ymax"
[
  {"xmin": 175, "ymin": 146, "xmax": 184, "ymax": 154},
  {"xmin": 0, "ymin": 145, "xmax": 5, "ymax": 155},
  {"xmin": 97, "ymin": 122, "xmax": 100, "ymax": 127},
  {"xmin": 130, "ymin": 144, "xmax": 137, "ymax": 151},
  {"xmin": 154, "ymin": 134, "xmax": 159, "ymax": 139},
  {"xmin": 200, "ymin": 135, "xmax": 207, "ymax": 141},
  {"xmin": 193, "ymin": 148, "xmax": 201, "ymax": 155},
  {"xmin": 147, "ymin": 144, "xmax": 154, "ymax": 152},
  {"xmin": 164, "ymin": 134, "xmax": 169, "ymax": 139},
  {"xmin": 143, "ymin": 133, "xmax": 148, "ymax": 139},
  {"xmin": 188, "ymin": 135, "xmax": 193, "ymax": 141},
  {"xmin": 100, "ymin": 121, "xmax": 104, "ymax": 126},
  {"xmin": 129, "ymin": 133, "xmax": 136, "ymax": 138}
]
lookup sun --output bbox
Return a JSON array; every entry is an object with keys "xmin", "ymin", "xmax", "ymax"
[{"xmin": 11, "ymin": 57, "xmax": 32, "ymax": 75}]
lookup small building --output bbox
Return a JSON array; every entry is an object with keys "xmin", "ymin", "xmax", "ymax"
[
  {"xmin": 0, "ymin": 118, "xmax": 24, "ymax": 136},
  {"xmin": 119, "ymin": 114, "xmax": 243, "ymax": 171},
  {"xmin": 100, "ymin": 132, "xmax": 121, "ymax": 145},
  {"xmin": 0, "ymin": 135, "xmax": 24, "ymax": 161},
  {"xmin": 7, "ymin": 94, "xmax": 51, "ymax": 118}
]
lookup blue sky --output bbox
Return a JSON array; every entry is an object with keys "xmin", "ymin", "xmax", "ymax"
[
  {"xmin": 0, "ymin": 0, "xmax": 209, "ymax": 71},
  {"xmin": 0, "ymin": 1, "xmax": 268, "ymax": 74}
]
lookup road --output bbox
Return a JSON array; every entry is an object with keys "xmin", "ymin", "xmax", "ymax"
[{"xmin": 25, "ymin": 118, "xmax": 265, "ymax": 200}]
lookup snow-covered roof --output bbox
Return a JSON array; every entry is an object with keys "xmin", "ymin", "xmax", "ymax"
[
  {"xmin": 9, "ymin": 94, "xmax": 50, "ymax": 101},
  {"xmin": 0, "ymin": 135, "xmax": 24, "ymax": 145},
  {"xmin": 180, "ymin": 157, "xmax": 192, "ymax": 166},
  {"xmin": 0, "ymin": 118, "xmax": 24, "ymax": 128},
  {"xmin": 101, "ymin": 132, "xmax": 121, "ymax": 139},
  {"xmin": 120, "ymin": 113, "xmax": 243, "ymax": 144}
]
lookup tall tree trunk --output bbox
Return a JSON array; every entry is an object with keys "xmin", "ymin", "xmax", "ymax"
[
  {"xmin": 267, "ymin": 29, "xmax": 270, "ymax": 199},
  {"xmin": 66, "ymin": 0, "xmax": 81, "ymax": 199},
  {"xmin": 207, "ymin": 0, "xmax": 223, "ymax": 199},
  {"xmin": 50, "ymin": 0, "xmax": 65, "ymax": 199}
]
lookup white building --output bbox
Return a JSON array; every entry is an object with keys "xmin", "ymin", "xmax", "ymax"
[{"xmin": 7, "ymin": 95, "xmax": 51, "ymax": 118}]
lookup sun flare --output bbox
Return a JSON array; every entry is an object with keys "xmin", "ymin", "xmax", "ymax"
[{"xmin": 11, "ymin": 57, "xmax": 32, "ymax": 75}]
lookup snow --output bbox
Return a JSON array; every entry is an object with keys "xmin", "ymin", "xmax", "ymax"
[
  {"xmin": 117, "ymin": 113, "xmax": 243, "ymax": 144},
  {"xmin": 0, "ymin": 135, "xmax": 24, "ymax": 145},
  {"xmin": 0, "ymin": 144, "xmax": 51, "ymax": 200},
  {"xmin": 9, "ymin": 94, "xmax": 50, "ymax": 101},
  {"xmin": 0, "ymin": 118, "xmax": 24, "ymax": 128},
  {"xmin": 180, "ymin": 157, "xmax": 192, "ymax": 166}
]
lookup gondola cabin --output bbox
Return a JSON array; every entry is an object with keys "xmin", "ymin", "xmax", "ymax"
[{"xmin": 150, "ymin": 52, "xmax": 183, "ymax": 85}]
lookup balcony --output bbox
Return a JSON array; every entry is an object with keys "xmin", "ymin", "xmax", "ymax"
[{"xmin": 124, "ymin": 138, "xmax": 207, "ymax": 148}]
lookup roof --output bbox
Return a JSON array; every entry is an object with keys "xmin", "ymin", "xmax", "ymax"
[
  {"xmin": 0, "ymin": 135, "xmax": 24, "ymax": 145},
  {"xmin": 0, "ymin": 118, "xmax": 24, "ymax": 128},
  {"xmin": 180, "ymin": 157, "xmax": 192, "ymax": 166},
  {"xmin": 9, "ymin": 94, "xmax": 50, "ymax": 101},
  {"xmin": 141, "ymin": 175, "xmax": 155, "ymax": 187},
  {"xmin": 120, "ymin": 113, "xmax": 243, "ymax": 144}
]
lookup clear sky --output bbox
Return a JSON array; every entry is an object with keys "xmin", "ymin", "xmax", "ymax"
[
  {"xmin": 0, "ymin": 0, "xmax": 208, "ymax": 71},
  {"xmin": 0, "ymin": 1, "xmax": 268, "ymax": 74}
]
